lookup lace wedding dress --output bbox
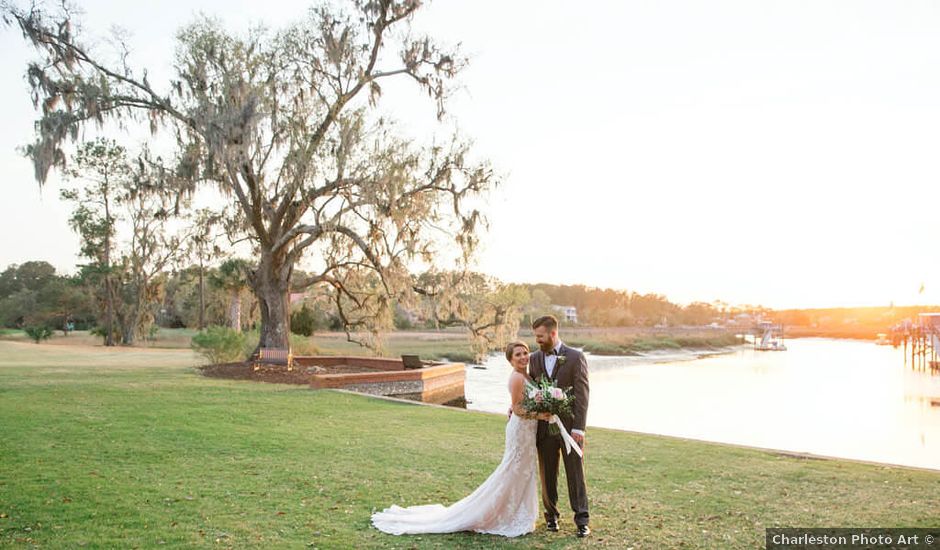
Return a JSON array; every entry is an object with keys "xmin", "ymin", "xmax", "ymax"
[{"xmin": 371, "ymin": 411, "xmax": 539, "ymax": 537}]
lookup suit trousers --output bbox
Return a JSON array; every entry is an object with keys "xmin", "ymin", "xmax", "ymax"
[{"xmin": 536, "ymin": 430, "xmax": 589, "ymax": 526}]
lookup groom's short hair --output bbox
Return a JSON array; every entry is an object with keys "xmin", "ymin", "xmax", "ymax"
[{"xmin": 532, "ymin": 315, "xmax": 558, "ymax": 331}]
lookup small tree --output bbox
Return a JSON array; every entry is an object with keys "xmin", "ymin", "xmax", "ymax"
[
  {"xmin": 210, "ymin": 258, "xmax": 252, "ymax": 332},
  {"xmin": 61, "ymin": 139, "xmax": 127, "ymax": 345},
  {"xmin": 115, "ymin": 181, "xmax": 182, "ymax": 345},
  {"xmin": 61, "ymin": 139, "xmax": 184, "ymax": 345},
  {"xmin": 185, "ymin": 209, "xmax": 223, "ymax": 330},
  {"xmin": 24, "ymin": 325, "xmax": 53, "ymax": 343}
]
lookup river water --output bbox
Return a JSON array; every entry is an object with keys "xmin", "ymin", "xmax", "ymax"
[{"xmin": 463, "ymin": 338, "xmax": 940, "ymax": 470}]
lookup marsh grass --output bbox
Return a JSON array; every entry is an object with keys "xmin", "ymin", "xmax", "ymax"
[{"xmin": 568, "ymin": 332, "xmax": 744, "ymax": 356}]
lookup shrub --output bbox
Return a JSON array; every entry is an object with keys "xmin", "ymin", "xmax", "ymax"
[
  {"xmin": 191, "ymin": 326, "xmax": 248, "ymax": 364},
  {"xmin": 89, "ymin": 325, "xmax": 121, "ymax": 344},
  {"xmin": 290, "ymin": 304, "xmax": 317, "ymax": 337},
  {"xmin": 241, "ymin": 328, "xmax": 260, "ymax": 358},
  {"xmin": 24, "ymin": 325, "xmax": 53, "ymax": 343}
]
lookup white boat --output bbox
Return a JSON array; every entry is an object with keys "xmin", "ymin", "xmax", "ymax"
[{"xmin": 755, "ymin": 323, "xmax": 787, "ymax": 351}]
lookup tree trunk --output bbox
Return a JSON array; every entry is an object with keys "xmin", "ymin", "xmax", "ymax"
[
  {"xmin": 120, "ymin": 278, "xmax": 146, "ymax": 346},
  {"xmin": 197, "ymin": 256, "xmax": 206, "ymax": 330},
  {"xmin": 228, "ymin": 289, "xmax": 242, "ymax": 332},
  {"xmin": 120, "ymin": 300, "xmax": 140, "ymax": 346},
  {"xmin": 254, "ymin": 251, "xmax": 291, "ymax": 353},
  {"xmin": 104, "ymin": 274, "xmax": 115, "ymax": 346},
  {"xmin": 103, "ymin": 190, "xmax": 115, "ymax": 347},
  {"xmin": 121, "ymin": 322, "xmax": 135, "ymax": 346}
]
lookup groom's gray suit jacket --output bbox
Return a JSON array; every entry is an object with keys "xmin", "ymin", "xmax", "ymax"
[{"xmin": 528, "ymin": 343, "xmax": 590, "ymax": 438}]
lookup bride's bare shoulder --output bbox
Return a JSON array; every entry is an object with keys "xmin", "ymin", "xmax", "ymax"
[
  {"xmin": 509, "ymin": 370, "xmax": 528, "ymax": 385},
  {"xmin": 516, "ymin": 369, "xmax": 536, "ymax": 381},
  {"xmin": 509, "ymin": 370, "xmax": 534, "ymax": 389}
]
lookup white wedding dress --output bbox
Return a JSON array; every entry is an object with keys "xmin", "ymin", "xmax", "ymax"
[{"xmin": 371, "ymin": 411, "xmax": 539, "ymax": 537}]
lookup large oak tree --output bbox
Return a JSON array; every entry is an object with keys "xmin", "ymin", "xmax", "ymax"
[{"xmin": 3, "ymin": 0, "xmax": 494, "ymax": 352}]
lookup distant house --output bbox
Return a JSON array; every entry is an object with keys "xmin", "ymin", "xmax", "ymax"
[{"xmin": 551, "ymin": 305, "xmax": 578, "ymax": 324}]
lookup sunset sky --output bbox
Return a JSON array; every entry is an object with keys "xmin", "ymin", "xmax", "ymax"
[{"xmin": 1, "ymin": 0, "xmax": 939, "ymax": 309}]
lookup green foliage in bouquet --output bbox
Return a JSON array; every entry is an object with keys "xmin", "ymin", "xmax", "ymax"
[{"xmin": 522, "ymin": 376, "xmax": 575, "ymax": 434}]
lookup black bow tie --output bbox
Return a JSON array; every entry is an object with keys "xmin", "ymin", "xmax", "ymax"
[{"xmin": 546, "ymin": 349, "xmax": 558, "ymax": 356}]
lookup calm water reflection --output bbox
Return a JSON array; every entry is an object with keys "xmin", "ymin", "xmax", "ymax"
[{"xmin": 464, "ymin": 338, "xmax": 940, "ymax": 470}]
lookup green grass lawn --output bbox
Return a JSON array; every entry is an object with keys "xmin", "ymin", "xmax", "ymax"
[
  {"xmin": 0, "ymin": 328, "xmax": 198, "ymax": 349},
  {"xmin": 1, "ymin": 341, "xmax": 938, "ymax": 549}
]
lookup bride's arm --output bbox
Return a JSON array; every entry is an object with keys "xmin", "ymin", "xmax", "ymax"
[{"xmin": 510, "ymin": 374, "xmax": 549, "ymax": 420}]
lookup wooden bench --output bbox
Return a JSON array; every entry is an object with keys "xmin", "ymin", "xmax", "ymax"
[
  {"xmin": 401, "ymin": 354, "xmax": 424, "ymax": 370},
  {"xmin": 255, "ymin": 348, "xmax": 293, "ymax": 370}
]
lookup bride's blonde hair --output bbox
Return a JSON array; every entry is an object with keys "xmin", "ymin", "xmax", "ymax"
[{"xmin": 504, "ymin": 340, "xmax": 530, "ymax": 362}]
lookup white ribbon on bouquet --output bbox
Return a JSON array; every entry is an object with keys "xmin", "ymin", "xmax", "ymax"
[{"xmin": 549, "ymin": 414, "xmax": 583, "ymax": 457}]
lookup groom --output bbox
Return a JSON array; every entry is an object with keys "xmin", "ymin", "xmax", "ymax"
[{"xmin": 528, "ymin": 315, "xmax": 590, "ymax": 537}]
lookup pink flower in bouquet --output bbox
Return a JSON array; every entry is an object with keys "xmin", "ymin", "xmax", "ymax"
[
  {"xmin": 550, "ymin": 387, "xmax": 565, "ymax": 400},
  {"xmin": 534, "ymin": 392, "xmax": 544, "ymax": 403}
]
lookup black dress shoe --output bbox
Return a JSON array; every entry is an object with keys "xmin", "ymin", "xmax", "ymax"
[
  {"xmin": 577, "ymin": 525, "xmax": 591, "ymax": 538},
  {"xmin": 545, "ymin": 519, "xmax": 559, "ymax": 532}
]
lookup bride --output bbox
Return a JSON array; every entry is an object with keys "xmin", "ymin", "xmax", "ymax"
[{"xmin": 371, "ymin": 340, "xmax": 551, "ymax": 537}]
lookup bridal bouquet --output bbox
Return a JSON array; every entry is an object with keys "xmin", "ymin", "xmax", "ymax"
[{"xmin": 523, "ymin": 376, "xmax": 575, "ymax": 435}]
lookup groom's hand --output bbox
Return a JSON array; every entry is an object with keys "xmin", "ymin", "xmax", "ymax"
[{"xmin": 572, "ymin": 432, "xmax": 585, "ymax": 451}]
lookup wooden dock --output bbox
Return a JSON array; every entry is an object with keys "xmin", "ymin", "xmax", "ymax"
[{"xmin": 892, "ymin": 313, "xmax": 940, "ymax": 372}]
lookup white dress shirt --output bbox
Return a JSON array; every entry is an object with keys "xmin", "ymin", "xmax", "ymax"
[{"xmin": 545, "ymin": 341, "xmax": 563, "ymax": 378}]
